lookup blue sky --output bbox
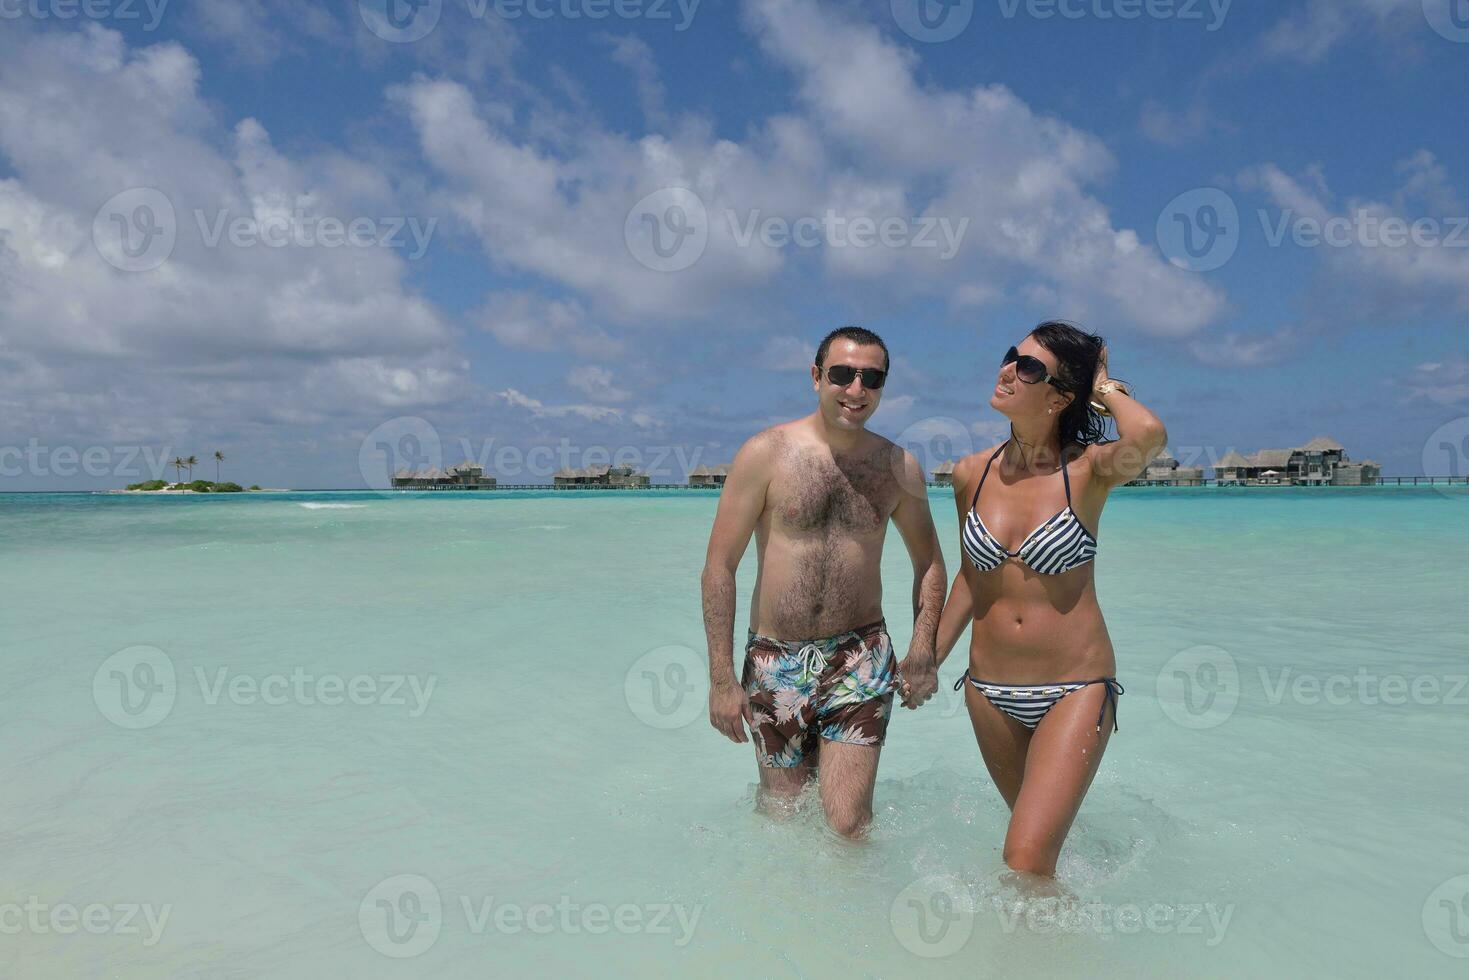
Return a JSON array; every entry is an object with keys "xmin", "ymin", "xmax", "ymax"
[{"xmin": 1, "ymin": 0, "xmax": 1467, "ymax": 488}]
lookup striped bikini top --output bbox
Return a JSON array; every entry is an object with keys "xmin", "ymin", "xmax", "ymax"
[{"xmin": 961, "ymin": 440, "xmax": 1097, "ymax": 576}]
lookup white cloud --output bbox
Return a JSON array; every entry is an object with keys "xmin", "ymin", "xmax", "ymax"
[
  {"xmin": 1243, "ymin": 156, "xmax": 1469, "ymax": 314},
  {"xmin": 1139, "ymin": 99, "xmax": 1216, "ymax": 148},
  {"xmin": 186, "ymin": 0, "xmax": 342, "ymax": 66},
  {"xmin": 493, "ymin": 388, "xmax": 655, "ymax": 426},
  {"xmin": 0, "ymin": 25, "xmax": 464, "ymax": 451},
  {"xmin": 474, "ymin": 292, "xmax": 625, "ymax": 359},
  {"xmin": 1257, "ymin": 0, "xmax": 1419, "ymax": 64},
  {"xmin": 567, "ymin": 365, "xmax": 632, "ymax": 403},
  {"xmin": 758, "ymin": 335, "xmax": 814, "ymax": 371},
  {"xmin": 392, "ymin": 0, "xmax": 1226, "ymax": 335},
  {"xmin": 1405, "ymin": 358, "xmax": 1469, "ymax": 407},
  {"xmin": 602, "ymin": 34, "xmax": 669, "ymax": 131},
  {"xmin": 1189, "ymin": 327, "xmax": 1297, "ymax": 368}
]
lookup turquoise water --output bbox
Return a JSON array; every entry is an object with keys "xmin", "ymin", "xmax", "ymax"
[{"xmin": 2, "ymin": 487, "xmax": 1467, "ymax": 978}]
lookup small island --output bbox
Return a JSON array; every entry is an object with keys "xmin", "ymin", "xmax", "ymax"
[
  {"xmin": 119, "ymin": 451, "xmax": 276, "ymax": 492},
  {"xmin": 123, "ymin": 479, "xmax": 260, "ymax": 493}
]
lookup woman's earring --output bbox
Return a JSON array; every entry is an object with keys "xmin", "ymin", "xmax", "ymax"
[{"xmin": 1048, "ymin": 408, "xmax": 1054, "ymax": 415}]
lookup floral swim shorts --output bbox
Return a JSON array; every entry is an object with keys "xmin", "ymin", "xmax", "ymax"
[{"xmin": 741, "ymin": 619, "xmax": 898, "ymax": 769}]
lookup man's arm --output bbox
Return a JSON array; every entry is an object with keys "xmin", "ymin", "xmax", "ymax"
[
  {"xmin": 700, "ymin": 434, "xmax": 772, "ymax": 743},
  {"xmin": 890, "ymin": 448, "xmax": 946, "ymax": 709}
]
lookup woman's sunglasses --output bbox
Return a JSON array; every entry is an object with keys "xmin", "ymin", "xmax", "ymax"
[
  {"xmin": 1002, "ymin": 346, "xmax": 1068, "ymax": 390},
  {"xmin": 823, "ymin": 364, "xmax": 888, "ymax": 389}
]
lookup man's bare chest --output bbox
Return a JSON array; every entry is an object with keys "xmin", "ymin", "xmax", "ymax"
[{"xmin": 768, "ymin": 451, "xmax": 898, "ymax": 536}]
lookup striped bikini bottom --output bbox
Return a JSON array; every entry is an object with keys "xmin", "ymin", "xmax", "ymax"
[{"xmin": 954, "ymin": 673, "xmax": 1124, "ymax": 733}]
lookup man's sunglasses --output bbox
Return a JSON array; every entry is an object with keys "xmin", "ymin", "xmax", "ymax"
[
  {"xmin": 822, "ymin": 364, "xmax": 888, "ymax": 389},
  {"xmin": 1002, "ymin": 346, "xmax": 1068, "ymax": 390}
]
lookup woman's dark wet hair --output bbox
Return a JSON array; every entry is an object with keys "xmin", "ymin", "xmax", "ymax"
[{"xmin": 1028, "ymin": 320, "xmax": 1115, "ymax": 449}]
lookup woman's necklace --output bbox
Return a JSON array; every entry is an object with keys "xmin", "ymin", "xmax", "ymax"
[{"xmin": 1008, "ymin": 429, "xmax": 1061, "ymax": 474}]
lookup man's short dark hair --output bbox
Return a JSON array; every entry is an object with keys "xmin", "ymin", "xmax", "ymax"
[{"xmin": 814, "ymin": 326, "xmax": 889, "ymax": 372}]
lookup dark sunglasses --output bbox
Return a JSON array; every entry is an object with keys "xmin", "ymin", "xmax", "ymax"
[
  {"xmin": 1002, "ymin": 346, "xmax": 1068, "ymax": 390},
  {"xmin": 823, "ymin": 364, "xmax": 887, "ymax": 389}
]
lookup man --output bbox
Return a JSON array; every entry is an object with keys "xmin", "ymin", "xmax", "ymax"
[{"xmin": 701, "ymin": 326, "xmax": 947, "ymax": 839}]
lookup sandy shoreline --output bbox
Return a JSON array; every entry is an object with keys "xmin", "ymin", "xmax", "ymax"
[{"xmin": 102, "ymin": 488, "xmax": 294, "ymax": 494}]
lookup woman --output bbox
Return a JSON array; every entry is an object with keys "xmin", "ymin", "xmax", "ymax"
[{"xmin": 935, "ymin": 320, "xmax": 1166, "ymax": 880}]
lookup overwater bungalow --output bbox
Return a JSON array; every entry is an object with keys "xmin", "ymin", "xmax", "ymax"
[
  {"xmin": 1214, "ymin": 436, "xmax": 1379, "ymax": 486},
  {"xmin": 688, "ymin": 464, "xmax": 729, "ymax": 487},
  {"xmin": 390, "ymin": 462, "xmax": 496, "ymax": 489},
  {"xmin": 552, "ymin": 464, "xmax": 651, "ymax": 488},
  {"xmin": 931, "ymin": 460, "xmax": 956, "ymax": 486},
  {"xmin": 1132, "ymin": 451, "xmax": 1205, "ymax": 486}
]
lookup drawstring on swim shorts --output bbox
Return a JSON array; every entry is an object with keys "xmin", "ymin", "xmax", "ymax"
[{"xmin": 796, "ymin": 642, "xmax": 827, "ymax": 677}]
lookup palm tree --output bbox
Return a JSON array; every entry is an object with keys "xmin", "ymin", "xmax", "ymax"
[
  {"xmin": 185, "ymin": 455, "xmax": 198, "ymax": 481},
  {"xmin": 214, "ymin": 450, "xmax": 225, "ymax": 483},
  {"xmin": 171, "ymin": 456, "xmax": 185, "ymax": 484}
]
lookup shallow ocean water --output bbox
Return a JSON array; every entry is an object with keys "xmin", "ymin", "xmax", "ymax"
[{"xmin": 1, "ymin": 487, "xmax": 1466, "ymax": 978}]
